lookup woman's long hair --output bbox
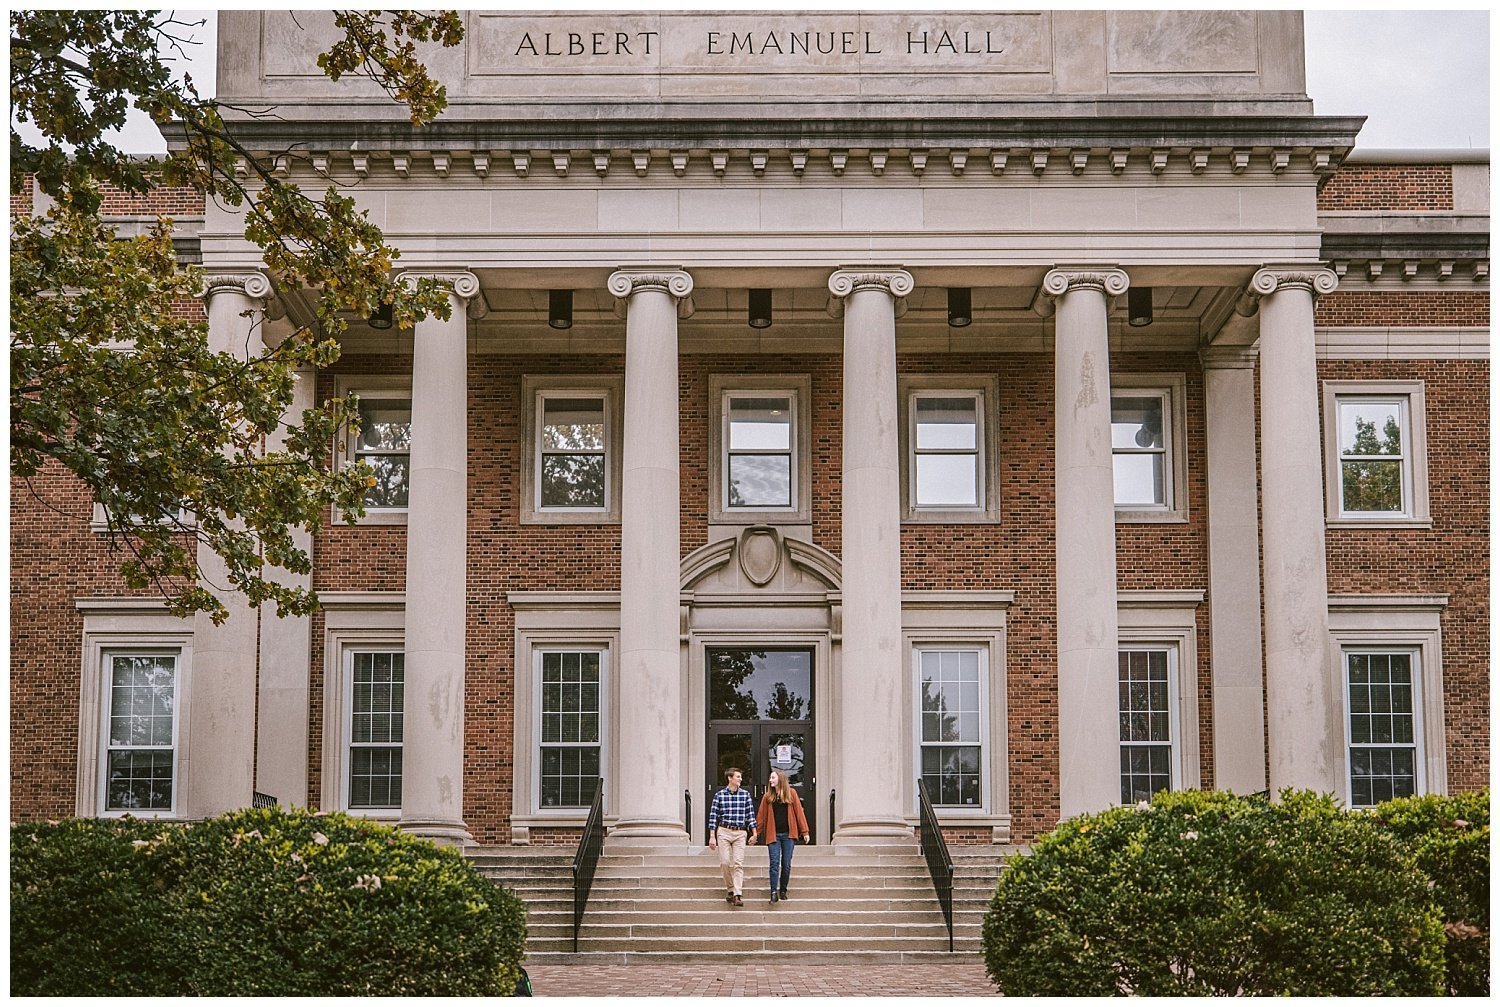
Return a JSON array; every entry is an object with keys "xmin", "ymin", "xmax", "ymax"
[{"xmin": 768, "ymin": 770, "xmax": 792, "ymax": 804}]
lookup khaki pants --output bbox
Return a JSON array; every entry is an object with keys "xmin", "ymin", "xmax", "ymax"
[{"xmin": 716, "ymin": 827, "xmax": 748, "ymax": 894}]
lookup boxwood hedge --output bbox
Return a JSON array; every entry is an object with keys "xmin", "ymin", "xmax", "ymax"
[
  {"xmin": 982, "ymin": 790, "xmax": 1445, "ymax": 996},
  {"xmin": 11, "ymin": 808, "xmax": 526, "ymax": 996}
]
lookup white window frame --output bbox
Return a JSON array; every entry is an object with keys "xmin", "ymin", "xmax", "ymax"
[
  {"xmin": 319, "ymin": 592, "xmax": 405, "ymax": 819},
  {"xmin": 902, "ymin": 592, "xmax": 1013, "ymax": 841},
  {"xmin": 898, "ymin": 374, "xmax": 1001, "ymax": 523},
  {"xmin": 509, "ymin": 592, "xmax": 621, "ymax": 841},
  {"xmin": 533, "ymin": 646, "xmax": 608, "ymax": 812},
  {"xmin": 1116, "ymin": 645, "xmax": 1181, "ymax": 804},
  {"xmin": 1322, "ymin": 381, "xmax": 1431, "ymax": 527},
  {"xmin": 521, "ymin": 375, "xmax": 623, "ymax": 525},
  {"xmin": 75, "ymin": 599, "xmax": 194, "ymax": 819},
  {"xmin": 98, "ymin": 650, "xmax": 183, "ymax": 817},
  {"xmin": 914, "ymin": 645, "xmax": 989, "ymax": 810},
  {"xmin": 1112, "ymin": 374, "xmax": 1189, "ymax": 523},
  {"xmin": 1341, "ymin": 647, "xmax": 1426, "ymax": 809},
  {"xmin": 709, "ymin": 374, "xmax": 812, "ymax": 526},
  {"xmin": 342, "ymin": 647, "xmax": 406, "ymax": 815},
  {"xmin": 1327, "ymin": 594, "xmax": 1448, "ymax": 806},
  {"xmin": 1117, "ymin": 591, "xmax": 1204, "ymax": 797},
  {"xmin": 334, "ymin": 375, "xmax": 412, "ymax": 525}
]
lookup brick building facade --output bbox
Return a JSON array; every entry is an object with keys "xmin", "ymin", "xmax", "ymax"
[{"xmin": 10, "ymin": 11, "xmax": 1489, "ymax": 847}]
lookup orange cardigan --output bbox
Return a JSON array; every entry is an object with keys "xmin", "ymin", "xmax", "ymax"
[{"xmin": 756, "ymin": 789, "xmax": 810, "ymax": 842}]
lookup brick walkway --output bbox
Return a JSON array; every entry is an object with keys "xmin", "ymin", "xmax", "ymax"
[{"xmin": 524, "ymin": 963, "xmax": 999, "ymax": 997}]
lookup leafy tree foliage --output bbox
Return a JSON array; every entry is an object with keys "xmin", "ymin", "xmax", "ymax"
[
  {"xmin": 1341, "ymin": 412, "xmax": 1404, "ymax": 512},
  {"xmin": 10, "ymin": 10, "xmax": 463, "ymax": 621}
]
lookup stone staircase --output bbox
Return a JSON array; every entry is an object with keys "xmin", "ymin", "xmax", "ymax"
[{"xmin": 468, "ymin": 843, "xmax": 1014, "ymax": 965}]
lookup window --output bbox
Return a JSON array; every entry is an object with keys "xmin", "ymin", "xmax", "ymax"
[
  {"xmin": 347, "ymin": 650, "xmax": 404, "ymax": 811},
  {"xmin": 334, "ymin": 377, "xmax": 413, "ymax": 523},
  {"xmin": 1118, "ymin": 648, "xmax": 1175, "ymax": 803},
  {"xmin": 101, "ymin": 652, "xmax": 180, "ymax": 814},
  {"xmin": 912, "ymin": 393, "xmax": 982, "ymax": 509},
  {"xmin": 725, "ymin": 393, "xmax": 795, "ymax": 509},
  {"xmin": 917, "ymin": 649, "xmax": 983, "ymax": 807},
  {"xmin": 1344, "ymin": 650, "xmax": 1422, "ymax": 807},
  {"xmin": 897, "ymin": 375, "xmax": 1001, "ymax": 523},
  {"xmin": 521, "ymin": 376, "xmax": 623, "ymax": 524},
  {"xmin": 708, "ymin": 375, "xmax": 812, "ymax": 525},
  {"xmin": 538, "ymin": 649, "xmax": 603, "ymax": 808},
  {"xmin": 1323, "ymin": 383, "xmax": 1430, "ymax": 524},
  {"xmin": 538, "ymin": 393, "xmax": 607, "ymax": 510},
  {"xmin": 1111, "ymin": 375, "xmax": 1187, "ymax": 522}
]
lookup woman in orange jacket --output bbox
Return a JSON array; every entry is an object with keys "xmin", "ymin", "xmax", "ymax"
[{"xmin": 755, "ymin": 768, "xmax": 810, "ymax": 904}]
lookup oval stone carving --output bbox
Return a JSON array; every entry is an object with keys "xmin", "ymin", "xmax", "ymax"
[{"xmin": 738, "ymin": 526, "xmax": 782, "ymax": 587}]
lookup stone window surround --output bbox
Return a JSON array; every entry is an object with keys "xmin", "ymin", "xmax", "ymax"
[
  {"xmin": 1117, "ymin": 590, "xmax": 1204, "ymax": 795},
  {"xmin": 318, "ymin": 592, "xmax": 405, "ymax": 820},
  {"xmin": 520, "ymin": 374, "xmax": 625, "ymax": 525},
  {"xmin": 1321, "ymin": 380, "xmax": 1431, "ymax": 527},
  {"xmin": 334, "ymin": 375, "xmax": 412, "ymax": 526},
  {"xmin": 901, "ymin": 592, "xmax": 1013, "ymax": 842},
  {"xmin": 897, "ymin": 373, "xmax": 1002, "ymax": 524},
  {"xmin": 1112, "ymin": 373, "xmax": 1189, "ymax": 524},
  {"xmin": 75, "ymin": 598, "xmax": 195, "ymax": 819},
  {"xmin": 1327, "ymin": 594, "xmax": 1448, "ymax": 804},
  {"xmin": 508, "ymin": 592, "xmax": 621, "ymax": 843},
  {"xmin": 708, "ymin": 373, "xmax": 813, "ymax": 528}
]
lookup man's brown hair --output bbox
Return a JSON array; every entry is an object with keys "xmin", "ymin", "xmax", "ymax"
[{"xmin": 726, "ymin": 767, "xmax": 742, "ymax": 779}]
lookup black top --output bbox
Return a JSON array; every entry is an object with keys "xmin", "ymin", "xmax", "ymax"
[{"xmin": 772, "ymin": 800, "xmax": 789, "ymax": 836}]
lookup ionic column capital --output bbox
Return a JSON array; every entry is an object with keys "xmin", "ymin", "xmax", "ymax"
[
  {"xmin": 397, "ymin": 269, "xmax": 485, "ymax": 319},
  {"xmin": 608, "ymin": 268, "xmax": 695, "ymax": 319},
  {"xmin": 200, "ymin": 271, "xmax": 273, "ymax": 305},
  {"xmin": 1247, "ymin": 266, "xmax": 1338, "ymax": 300},
  {"xmin": 827, "ymin": 267, "xmax": 915, "ymax": 301}
]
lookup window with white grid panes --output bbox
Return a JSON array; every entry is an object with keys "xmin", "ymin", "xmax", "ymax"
[
  {"xmin": 1119, "ymin": 648, "xmax": 1174, "ymax": 803},
  {"xmin": 103, "ymin": 653, "xmax": 179, "ymax": 813},
  {"xmin": 538, "ymin": 393, "xmax": 608, "ymax": 510},
  {"xmin": 1345, "ymin": 650, "xmax": 1421, "ymax": 807},
  {"xmin": 1111, "ymin": 393, "xmax": 1170, "ymax": 508},
  {"xmin": 724, "ymin": 393, "xmax": 795, "ymax": 509},
  {"xmin": 918, "ymin": 649, "xmax": 983, "ymax": 806},
  {"xmin": 539, "ymin": 650, "xmax": 603, "ymax": 808},
  {"xmin": 911, "ymin": 392, "xmax": 982, "ymax": 509},
  {"xmin": 348, "ymin": 651, "xmax": 404, "ymax": 810},
  {"xmin": 353, "ymin": 393, "xmax": 412, "ymax": 510}
]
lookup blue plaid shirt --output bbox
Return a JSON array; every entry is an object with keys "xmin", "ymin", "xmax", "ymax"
[{"xmin": 707, "ymin": 786, "xmax": 756, "ymax": 832}]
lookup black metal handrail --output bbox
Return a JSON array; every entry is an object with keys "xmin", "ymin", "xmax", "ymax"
[
  {"xmin": 828, "ymin": 788, "xmax": 836, "ymax": 841},
  {"xmin": 571, "ymin": 777, "xmax": 605, "ymax": 953},
  {"xmin": 683, "ymin": 789, "xmax": 692, "ymax": 842},
  {"xmin": 916, "ymin": 778, "xmax": 955, "ymax": 953}
]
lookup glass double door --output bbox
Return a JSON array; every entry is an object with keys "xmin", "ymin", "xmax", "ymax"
[{"xmin": 705, "ymin": 648, "xmax": 815, "ymax": 842}]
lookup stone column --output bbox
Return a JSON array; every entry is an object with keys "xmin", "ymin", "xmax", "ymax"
[
  {"xmin": 189, "ymin": 272, "xmax": 272, "ymax": 817},
  {"xmin": 1252, "ymin": 267, "xmax": 1340, "ymax": 795},
  {"xmin": 1043, "ymin": 267, "xmax": 1128, "ymax": 819},
  {"xmin": 607, "ymin": 268, "xmax": 694, "ymax": 841},
  {"xmin": 827, "ymin": 267, "xmax": 916, "ymax": 843},
  {"xmin": 255, "ymin": 364, "xmax": 315, "ymax": 807},
  {"xmin": 1200, "ymin": 348, "xmax": 1268, "ymax": 794},
  {"xmin": 397, "ymin": 270, "xmax": 480, "ymax": 843}
]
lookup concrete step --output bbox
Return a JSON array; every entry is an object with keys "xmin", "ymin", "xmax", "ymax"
[
  {"xmin": 523, "ymin": 948, "xmax": 982, "ymax": 964},
  {"xmin": 534, "ymin": 896, "xmax": 968, "ymax": 913}
]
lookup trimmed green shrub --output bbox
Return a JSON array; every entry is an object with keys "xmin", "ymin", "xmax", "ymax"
[
  {"xmin": 982, "ymin": 790, "xmax": 1445, "ymax": 996},
  {"xmin": 12, "ymin": 809, "xmax": 526, "ymax": 996},
  {"xmin": 1370, "ymin": 790, "xmax": 1489, "ymax": 995}
]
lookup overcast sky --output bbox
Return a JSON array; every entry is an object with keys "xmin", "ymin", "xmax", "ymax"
[{"xmin": 98, "ymin": 10, "xmax": 1492, "ymax": 153}]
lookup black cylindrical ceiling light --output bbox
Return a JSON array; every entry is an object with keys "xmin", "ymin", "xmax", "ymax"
[
  {"xmin": 748, "ymin": 288, "xmax": 773, "ymax": 329},
  {"xmin": 368, "ymin": 302, "xmax": 394, "ymax": 330},
  {"xmin": 1128, "ymin": 286, "xmax": 1153, "ymax": 327},
  {"xmin": 548, "ymin": 289, "xmax": 574, "ymax": 330},
  {"xmin": 947, "ymin": 287, "xmax": 973, "ymax": 328}
]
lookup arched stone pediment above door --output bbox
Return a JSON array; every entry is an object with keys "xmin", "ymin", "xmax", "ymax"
[{"xmin": 680, "ymin": 526, "xmax": 842, "ymax": 598}]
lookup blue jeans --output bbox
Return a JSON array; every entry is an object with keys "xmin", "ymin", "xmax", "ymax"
[{"xmin": 768, "ymin": 835, "xmax": 796, "ymax": 894}]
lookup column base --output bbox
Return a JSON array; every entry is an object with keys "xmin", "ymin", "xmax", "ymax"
[
  {"xmin": 607, "ymin": 818, "xmax": 692, "ymax": 845},
  {"xmin": 398, "ymin": 817, "xmax": 474, "ymax": 847},
  {"xmin": 832, "ymin": 818, "xmax": 918, "ymax": 847}
]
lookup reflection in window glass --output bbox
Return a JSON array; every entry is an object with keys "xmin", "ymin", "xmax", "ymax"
[
  {"xmin": 356, "ymin": 397, "xmax": 412, "ymax": 509},
  {"xmin": 727, "ymin": 396, "xmax": 793, "ymax": 508},
  {"xmin": 1112, "ymin": 395, "xmax": 1167, "ymax": 507},
  {"xmin": 349, "ymin": 651, "xmax": 403, "ymax": 809},
  {"xmin": 918, "ymin": 649, "xmax": 982, "ymax": 806},
  {"xmin": 1118, "ymin": 649, "xmax": 1172, "ymax": 803},
  {"xmin": 540, "ymin": 650, "xmax": 602, "ymax": 807},
  {"xmin": 1337, "ymin": 398, "xmax": 1407, "ymax": 514},
  {"xmin": 913, "ymin": 395, "xmax": 980, "ymax": 508},
  {"xmin": 1346, "ymin": 651, "xmax": 1418, "ymax": 807},
  {"xmin": 540, "ymin": 396, "xmax": 607, "ymax": 508},
  {"xmin": 105, "ymin": 654, "xmax": 177, "ymax": 812},
  {"xmin": 708, "ymin": 649, "xmax": 812, "ymax": 721}
]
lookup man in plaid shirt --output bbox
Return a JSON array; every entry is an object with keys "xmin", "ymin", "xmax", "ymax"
[{"xmin": 707, "ymin": 767, "xmax": 758, "ymax": 905}]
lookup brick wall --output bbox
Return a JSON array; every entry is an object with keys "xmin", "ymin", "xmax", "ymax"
[
  {"xmin": 1317, "ymin": 291, "xmax": 1489, "ymax": 327},
  {"xmin": 97, "ymin": 181, "xmax": 206, "ymax": 217},
  {"xmin": 12, "ymin": 179, "xmax": 32, "ymax": 217},
  {"xmin": 1320, "ymin": 358, "xmax": 1490, "ymax": 792},
  {"xmin": 1318, "ymin": 164, "xmax": 1454, "ymax": 211}
]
